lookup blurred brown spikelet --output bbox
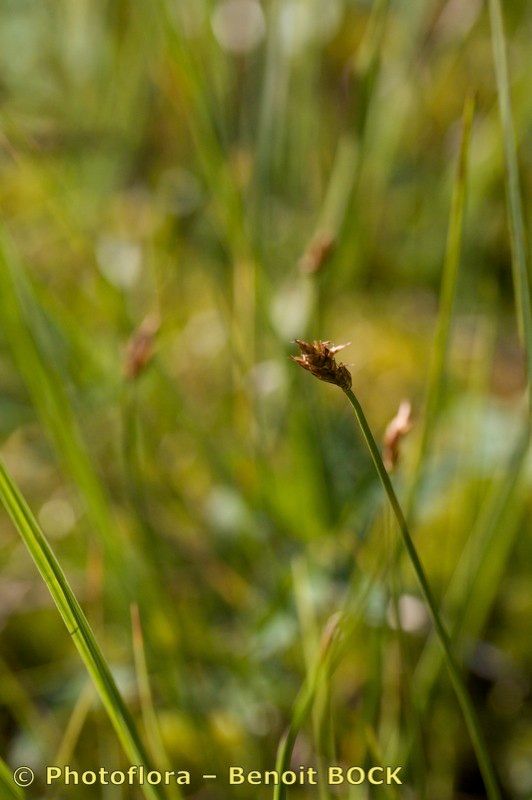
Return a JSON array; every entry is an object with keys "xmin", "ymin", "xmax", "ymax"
[
  {"xmin": 383, "ymin": 400, "xmax": 413, "ymax": 472},
  {"xmin": 291, "ymin": 339, "xmax": 352, "ymax": 391},
  {"xmin": 124, "ymin": 312, "xmax": 160, "ymax": 380}
]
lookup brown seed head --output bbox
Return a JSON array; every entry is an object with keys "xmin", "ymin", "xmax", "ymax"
[
  {"xmin": 383, "ymin": 400, "xmax": 413, "ymax": 472},
  {"xmin": 291, "ymin": 339, "xmax": 352, "ymax": 391}
]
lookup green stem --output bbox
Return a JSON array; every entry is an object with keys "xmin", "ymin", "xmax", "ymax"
[{"xmin": 343, "ymin": 387, "xmax": 501, "ymax": 800}]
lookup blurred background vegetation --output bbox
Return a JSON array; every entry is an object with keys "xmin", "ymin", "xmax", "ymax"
[{"xmin": 0, "ymin": 0, "xmax": 530, "ymax": 798}]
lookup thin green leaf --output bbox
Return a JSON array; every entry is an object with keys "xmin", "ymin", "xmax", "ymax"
[
  {"xmin": 0, "ymin": 459, "xmax": 165, "ymax": 800},
  {"xmin": 488, "ymin": 0, "xmax": 532, "ymax": 403},
  {"xmin": 0, "ymin": 758, "xmax": 24, "ymax": 800},
  {"xmin": 0, "ymin": 231, "xmax": 121, "ymax": 569},
  {"xmin": 406, "ymin": 95, "xmax": 475, "ymax": 514}
]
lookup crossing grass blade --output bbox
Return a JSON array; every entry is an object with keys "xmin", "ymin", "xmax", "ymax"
[
  {"xmin": 0, "ymin": 459, "xmax": 166, "ymax": 800},
  {"xmin": 272, "ymin": 619, "xmax": 338, "ymax": 800},
  {"xmin": 272, "ymin": 572, "xmax": 385, "ymax": 800}
]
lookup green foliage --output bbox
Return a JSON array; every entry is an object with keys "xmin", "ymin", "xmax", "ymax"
[{"xmin": 0, "ymin": 1, "xmax": 530, "ymax": 799}]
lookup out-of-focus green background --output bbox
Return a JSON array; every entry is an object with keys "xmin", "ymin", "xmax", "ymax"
[{"xmin": 0, "ymin": 1, "xmax": 530, "ymax": 798}]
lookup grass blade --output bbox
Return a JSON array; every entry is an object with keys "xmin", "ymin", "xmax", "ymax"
[
  {"xmin": 413, "ymin": 427, "xmax": 529, "ymax": 709},
  {"xmin": 0, "ymin": 459, "xmax": 165, "ymax": 800},
  {"xmin": 273, "ymin": 571, "xmax": 385, "ymax": 800},
  {"xmin": 0, "ymin": 758, "xmax": 24, "ymax": 800},
  {"xmin": 53, "ymin": 681, "xmax": 95, "ymax": 767},
  {"xmin": 0, "ymin": 231, "xmax": 123, "ymax": 573},
  {"xmin": 131, "ymin": 604, "xmax": 183, "ymax": 800},
  {"xmin": 300, "ymin": 0, "xmax": 389, "ymax": 288},
  {"xmin": 273, "ymin": 614, "xmax": 341, "ymax": 800},
  {"xmin": 488, "ymin": 0, "xmax": 532, "ymax": 401},
  {"xmin": 406, "ymin": 95, "xmax": 475, "ymax": 513}
]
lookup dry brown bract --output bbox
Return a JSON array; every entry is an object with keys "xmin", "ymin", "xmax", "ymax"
[
  {"xmin": 291, "ymin": 339, "xmax": 352, "ymax": 392},
  {"xmin": 383, "ymin": 400, "xmax": 413, "ymax": 472},
  {"xmin": 124, "ymin": 312, "xmax": 160, "ymax": 380}
]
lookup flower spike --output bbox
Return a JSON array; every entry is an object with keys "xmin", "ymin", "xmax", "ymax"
[{"xmin": 291, "ymin": 339, "xmax": 352, "ymax": 392}]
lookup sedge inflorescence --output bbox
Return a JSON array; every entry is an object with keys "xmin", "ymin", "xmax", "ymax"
[{"xmin": 291, "ymin": 339, "xmax": 352, "ymax": 392}]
